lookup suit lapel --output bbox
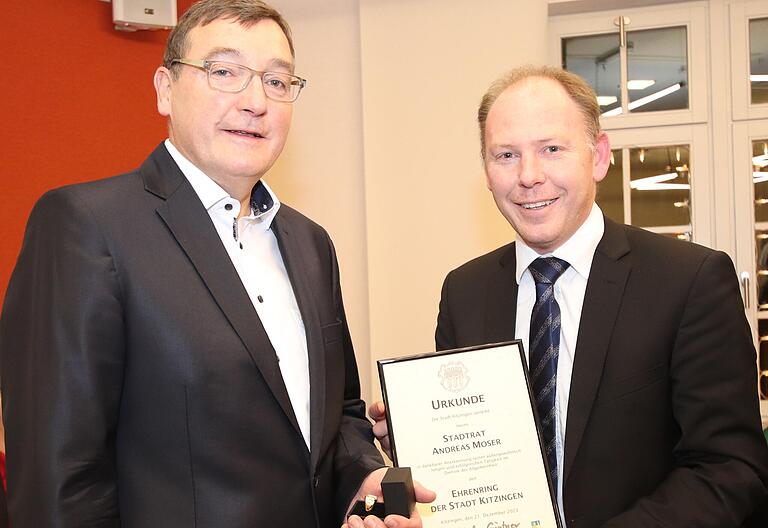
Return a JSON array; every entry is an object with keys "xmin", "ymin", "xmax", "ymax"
[
  {"xmin": 142, "ymin": 145, "xmax": 303, "ymax": 440},
  {"xmin": 484, "ymin": 245, "xmax": 520, "ymax": 343},
  {"xmin": 563, "ymin": 219, "xmax": 630, "ymax": 484},
  {"xmin": 272, "ymin": 211, "xmax": 327, "ymax": 470}
]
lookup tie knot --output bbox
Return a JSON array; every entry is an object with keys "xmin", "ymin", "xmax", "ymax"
[{"xmin": 529, "ymin": 257, "xmax": 570, "ymax": 285}]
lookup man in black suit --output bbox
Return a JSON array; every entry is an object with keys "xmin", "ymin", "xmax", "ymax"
[
  {"xmin": 371, "ymin": 66, "xmax": 768, "ymax": 527},
  {"xmin": 0, "ymin": 1, "xmax": 433, "ymax": 526}
]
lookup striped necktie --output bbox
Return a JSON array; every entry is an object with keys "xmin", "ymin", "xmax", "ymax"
[{"xmin": 528, "ymin": 256, "xmax": 570, "ymax": 489}]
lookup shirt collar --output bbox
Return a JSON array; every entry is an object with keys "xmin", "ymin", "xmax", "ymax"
[
  {"xmin": 163, "ymin": 139, "xmax": 281, "ymax": 228},
  {"xmin": 515, "ymin": 203, "xmax": 605, "ymax": 284}
]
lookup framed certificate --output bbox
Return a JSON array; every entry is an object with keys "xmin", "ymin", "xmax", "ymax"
[{"xmin": 378, "ymin": 341, "xmax": 562, "ymax": 528}]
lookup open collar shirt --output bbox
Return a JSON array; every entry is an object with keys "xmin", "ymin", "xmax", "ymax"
[{"xmin": 165, "ymin": 139, "xmax": 311, "ymax": 449}]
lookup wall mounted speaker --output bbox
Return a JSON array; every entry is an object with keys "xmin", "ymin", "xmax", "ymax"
[{"xmin": 112, "ymin": 0, "xmax": 177, "ymax": 31}]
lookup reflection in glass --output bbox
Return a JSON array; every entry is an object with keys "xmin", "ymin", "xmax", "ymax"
[
  {"xmin": 562, "ymin": 33, "xmax": 621, "ymax": 115},
  {"xmin": 750, "ymin": 18, "xmax": 768, "ymax": 105},
  {"xmin": 629, "ymin": 144, "xmax": 691, "ymax": 228},
  {"xmin": 759, "ymin": 320, "xmax": 768, "ymax": 399},
  {"xmin": 755, "ymin": 140, "xmax": 768, "ymax": 223},
  {"xmin": 758, "ymin": 301, "xmax": 767, "ymax": 403},
  {"xmin": 757, "ymin": 233, "xmax": 768, "ymax": 310},
  {"xmin": 755, "ymin": 140, "xmax": 768, "ymax": 315},
  {"xmin": 597, "ymin": 149, "xmax": 624, "ymax": 223},
  {"xmin": 760, "ymin": 320, "xmax": 768, "ymax": 359},
  {"xmin": 627, "ymin": 26, "xmax": 688, "ymax": 113}
]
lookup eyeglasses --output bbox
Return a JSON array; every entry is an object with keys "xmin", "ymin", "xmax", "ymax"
[{"xmin": 170, "ymin": 59, "xmax": 307, "ymax": 102}]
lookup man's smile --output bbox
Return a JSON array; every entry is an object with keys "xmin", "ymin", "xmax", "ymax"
[
  {"xmin": 224, "ymin": 128, "xmax": 265, "ymax": 139},
  {"xmin": 518, "ymin": 198, "xmax": 558, "ymax": 210}
]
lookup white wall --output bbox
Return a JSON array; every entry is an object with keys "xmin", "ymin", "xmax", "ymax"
[
  {"xmin": 360, "ymin": 0, "xmax": 549, "ymax": 400},
  {"xmin": 267, "ymin": 0, "xmax": 549, "ymax": 403},
  {"xmin": 267, "ymin": 0, "xmax": 374, "ymax": 392}
]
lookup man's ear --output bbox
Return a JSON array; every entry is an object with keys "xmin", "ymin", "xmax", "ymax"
[
  {"xmin": 592, "ymin": 131, "xmax": 611, "ymax": 184},
  {"xmin": 154, "ymin": 66, "xmax": 173, "ymax": 117}
]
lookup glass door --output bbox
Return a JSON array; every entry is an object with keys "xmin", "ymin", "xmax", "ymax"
[
  {"xmin": 549, "ymin": 2, "xmax": 708, "ymax": 130},
  {"xmin": 597, "ymin": 125, "xmax": 711, "ymax": 246},
  {"xmin": 734, "ymin": 122, "xmax": 768, "ymax": 414}
]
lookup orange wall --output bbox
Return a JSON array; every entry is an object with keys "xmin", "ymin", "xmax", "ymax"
[{"xmin": 0, "ymin": 0, "xmax": 194, "ymax": 302}]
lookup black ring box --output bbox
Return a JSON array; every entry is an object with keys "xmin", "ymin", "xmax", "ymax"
[{"xmin": 348, "ymin": 467, "xmax": 415, "ymax": 520}]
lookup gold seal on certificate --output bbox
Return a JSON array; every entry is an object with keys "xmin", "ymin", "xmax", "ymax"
[{"xmin": 378, "ymin": 341, "xmax": 563, "ymax": 528}]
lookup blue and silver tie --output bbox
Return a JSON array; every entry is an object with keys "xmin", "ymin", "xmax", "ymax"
[{"xmin": 528, "ymin": 256, "xmax": 570, "ymax": 489}]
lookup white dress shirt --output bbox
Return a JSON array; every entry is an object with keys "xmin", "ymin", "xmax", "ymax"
[
  {"xmin": 514, "ymin": 203, "xmax": 604, "ymax": 523},
  {"xmin": 164, "ymin": 139, "xmax": 311, "ymax": 449}
]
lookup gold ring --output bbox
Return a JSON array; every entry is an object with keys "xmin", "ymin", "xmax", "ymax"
[{"xmin": 364, "ymin": 494, "xmax": 377, "ymax": 512}]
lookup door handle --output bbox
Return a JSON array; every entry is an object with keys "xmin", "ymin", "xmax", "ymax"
[{"xmin": 741, "ymin": 271, "xmax": 751, "ymax": 309}]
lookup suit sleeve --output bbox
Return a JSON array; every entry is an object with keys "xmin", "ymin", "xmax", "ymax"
[
  {"xmin": 604, "ymin": 250, "xmax": 768, "ymax": 527},
  {"xmin": 0, "ymin": 188, "xmax": 124, "ymax": 527},
  {"xmin": 326, "ymin": 236, "xmax": 385, "ymax": 519}
]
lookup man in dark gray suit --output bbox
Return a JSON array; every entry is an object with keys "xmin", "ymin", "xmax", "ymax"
[
  {"xmin": 372, "ymin": 65, "xmax": 768, "ymax": 527},
  {"xmin": 0, "ymin": 1, "xmax": 432, "ymax": 526}
]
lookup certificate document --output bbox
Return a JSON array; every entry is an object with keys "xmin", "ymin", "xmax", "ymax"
[{"xmin": 378, "ymin": 342, "xmax": 562, "ymax": 528}]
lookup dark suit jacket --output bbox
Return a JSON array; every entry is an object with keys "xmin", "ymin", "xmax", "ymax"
[
  {"xmin": 0, "ymin": 144, "xmax": 383, "ymax": 527},
  {"xmin": 435, "ymin": 217, "xmax": 768, "ymax": 527}
]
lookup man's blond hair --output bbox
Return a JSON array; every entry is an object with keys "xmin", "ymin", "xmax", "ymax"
[{"xmin": 477, "ymin": 65, "xmax": 601, "ymax": 157}]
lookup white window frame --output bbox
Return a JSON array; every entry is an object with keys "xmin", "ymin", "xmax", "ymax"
[
  {"xmin": 549, "ymin": 1, "xmax": 709, "ymax": 130},
  {"xmin": 733, "ymin": 120, "xmax": 768, "ymax": 323},
  {"xmin": 730, "ymin": 0, "xmax": 768, "ymax": 120},
  {"xmin": 605, "ymin": 124, "xmax": 712, "ymax": 246},
  {"xmin": 733, "ymin": 120, "xmax": 768, "ymax": 415}
]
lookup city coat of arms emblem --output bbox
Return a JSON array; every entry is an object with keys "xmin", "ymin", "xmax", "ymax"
[{"xmin": 438, "ymin": 361, "xmax": 470, "ymax": 392}]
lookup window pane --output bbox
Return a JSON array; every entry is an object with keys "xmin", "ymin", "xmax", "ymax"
[
  {"xmin": 596, "ymin": 149, "xmax": 624, "ymax": 223},
  {"xmin": 562, "ymin": 33, "xmax": 621, "ymax": 115},
  {"xmin": 629, "ymin": 144, "xmax": 691, "ymax": 228},
  {"xmin": 757, "ymin": 231, "xmax": 768, "ymax": 311},
  {"xmin": 627, "ymin": 26, "xmax": 688, "ymax": 113},
  {"xmin": 760, "ymin": 321, "xmax": 768, "ymax": 398},
  {"xmin": 750, "ymin": 17, "xmax": 768, "ymax": 105},
  {"xmin": 755, "ymin": 139, "xmax": 768, "ymax": 223},
  {"xmin": 755, "ymin": 139, "xmax": 768, "ymax": 314}
]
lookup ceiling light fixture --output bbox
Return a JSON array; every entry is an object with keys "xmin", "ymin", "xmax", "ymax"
[
  {"xmin": 601, "ymin": 82, "xmax": 684, "ymax": 117},
  {"xmin": 630, "ymin": 83, "xmax": 683, "ymax": 109},
  {"xmin": 630, "ymin": 172, "xmax": 677, "ymax": 189},
  {"xmin": 633, "ymin": 183, "xmax": 691, "ymax": 191},
  {"xmin": 751, "ymin": 75, "xmax": 768, "ymax": 82},
  {"xmin": 597, "ymin": 95, "xmax": 618, "ymax": 106},
  {"xmin": 627, "ymin": 79, "xmax": 656, "ymax": 90},
  {"xmin": 754, "ymin": 171, "xmax": 768, "ymax": 184}
]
